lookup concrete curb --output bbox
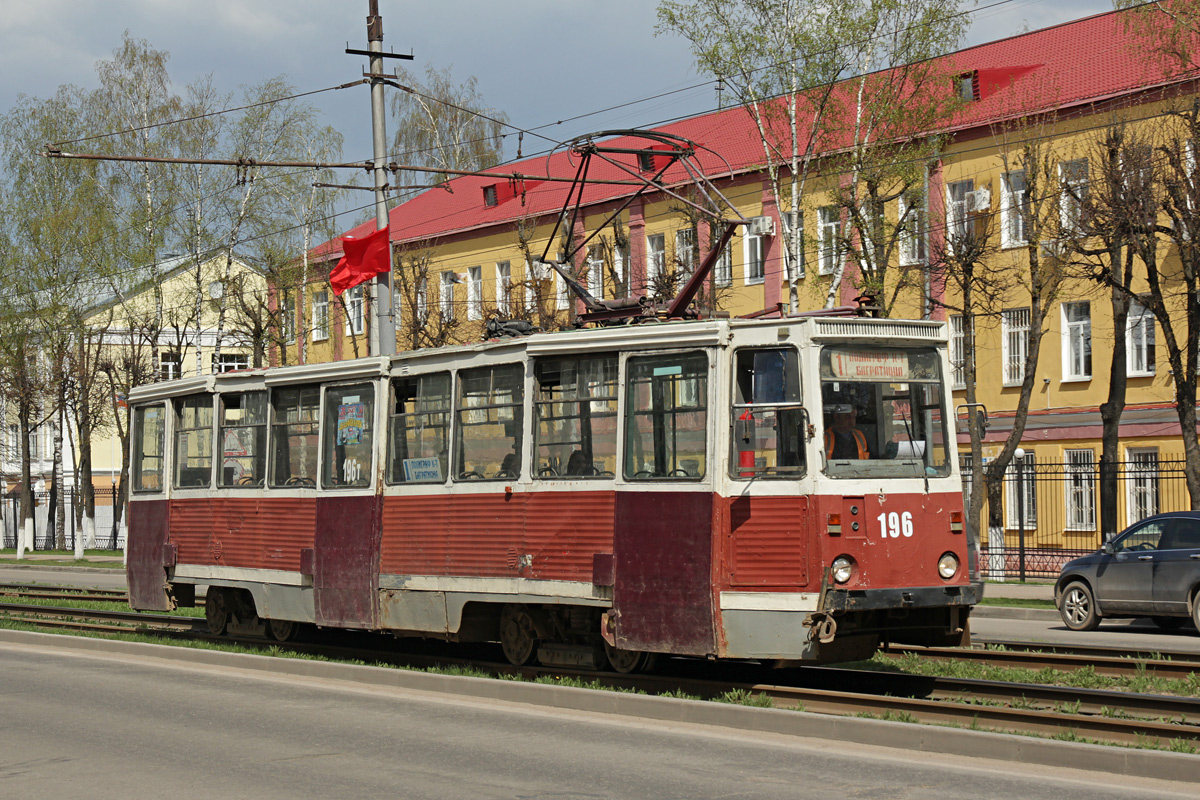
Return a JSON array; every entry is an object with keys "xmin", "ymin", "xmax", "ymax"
[
  {"xmin": 2, "ymin": 628, "xmax": 1195, "ymax": 783},
  {"xmin": 0, "ymin": 563, "xmax": 123, "ymax": 575},
  {"xmin": 972, "ymin": 605, "xmax": 1060, "ymax": 621}
]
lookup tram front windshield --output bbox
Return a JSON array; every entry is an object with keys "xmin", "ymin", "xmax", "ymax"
[{"xmin": 819, "ymin": 346, "xmax": 951, "ymax": 479}]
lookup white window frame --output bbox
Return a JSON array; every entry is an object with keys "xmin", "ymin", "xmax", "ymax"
[
  {"xmin": 586, "ymin": 246, "xmax": 604, "ymax": 300},
  {"xmin": 946, "ymin": 179, "xmax": 974, "ymax": 244},
  {"xmin": 496, "ymin": 261, "xmax": 512, "ymax": 314},
  {"xmin": 467, "ymin": 266, "xmax": 482, "ymax": 320},
  {"xmin": 1064, "ymin": 448, "xmax": 1096, "ymax": 531},
  {"xmin": 344, "ymin": 285, "xmax": 364, "ymax": 336},
  {"xmin": 949, "ymin": 314, "xmax": 966, "ymax": 390},
  {"xmin": 159, "ymin": 352, "xmax": 182, "ymax": 381},
  {"xmin": 439, "ymin": 271, "xmax": 455, "ymax": 319},
  {"xmin": 898, "ymin": 191, "xmax": 927, "ymax": 266},
  {"xmin": 675, "ymin": 228, "xmax": 697, "ymax": 279},
  {"xmin": 1061, "ymin": 301, "xmax": 1091, "ymax": 381},
  {"xmin": 1001, "ymin": 307, "xmax": 1030, "ymax": 387},
  {"xmin": 281, "ymin": 294, "xmax": 296, "ymax": 345},
  {"xmin": 1125, "ymin": 447, "xmax": 1159, "ymax": 526},
  {"xmin": 1127, "ymin": 298, "xmax": 1155, "ymax": 377},
  {"xmin": 742, "ymin": 233, "xmax": 764, "ymax": 285},
  {"xmin": 212, "ymin": 352, "xmax": 249, "ymax": 374},
  {"xmin": 555, "ymin": 262, "xmax": 570, "ymax": 311},
  {"xmin": 1004, "ymin": 450, "xmax": 1037, "ymax": 529},
  {"xmin": 713, "ymin": 240, "xmax": 732, "ymax": 287},
  {"xmin": 818, "ymin": 206, "xmax": 839, "ymax": 276},
  {"xmin": 416, "ymin": 276, "xmax": 428, "ymax": 323},
  {"xmin": 1001, "ymin": 170, "xmax": 1028, "ymax": 249},
  {"xmin": 1059, "ymin": 158, "xmax": 1088, "ymax": 236},
  {"xmin": 312, "ymin": 291, "xmax": 329, "ymax": 341},
  {"xmin": 646, "ymin": 233, "xmax": 665, "ymax": 286}
]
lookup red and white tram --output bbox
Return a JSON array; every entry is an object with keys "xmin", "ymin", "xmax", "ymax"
[{"xmin": 126, "ymin": 315, "xmax": 978, "ymax": 670}]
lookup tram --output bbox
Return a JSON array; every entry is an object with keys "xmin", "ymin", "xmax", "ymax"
[{"xmin": 126, "ymin": 314, "xmax": 979, "ymax": 670}]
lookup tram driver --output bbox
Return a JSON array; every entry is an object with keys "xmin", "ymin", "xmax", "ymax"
[{"xmin": 825, "ymin": 404, "xmax": 871, "ymax": 460}]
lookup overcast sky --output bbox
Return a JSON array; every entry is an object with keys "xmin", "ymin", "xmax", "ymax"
[{"xmin": 2, "ymin": 0, "xmax": 1115, "ymax": 217}]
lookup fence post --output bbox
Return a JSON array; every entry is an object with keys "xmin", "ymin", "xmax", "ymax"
[{"xmin": 1015, "ymin": 448, "xmax": 1027, "ymax": 583}]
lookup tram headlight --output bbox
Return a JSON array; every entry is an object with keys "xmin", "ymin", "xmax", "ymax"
[
  {"xmin": 831, "ymin": 555, "xmax": 856, "ymax": 584},
  {"xmin": 937, "ymin": 552, "xmax": 960, "ymax": 580}
]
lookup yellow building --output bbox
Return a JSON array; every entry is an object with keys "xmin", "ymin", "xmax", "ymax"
[{"xmin": 288, "ymin": 9, "xmax": 1199, "ymax": 565}]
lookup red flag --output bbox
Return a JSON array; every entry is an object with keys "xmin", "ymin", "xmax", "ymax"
[{"xmin": 330, "ymin": 225, "xmax": 391, "ymax": 296}]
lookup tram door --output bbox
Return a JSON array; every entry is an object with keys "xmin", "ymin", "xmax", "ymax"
[
  {"xmin": 312, "ymin": 383, "xmax": 382, "ymax": 628},
  {"xmin": 612, "ymin": 351, "xmax": 716, "ymax": 656}
]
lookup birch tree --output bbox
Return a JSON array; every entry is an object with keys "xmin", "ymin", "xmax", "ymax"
[{"xmin": 657, "ymin": 0, "xmax": 969, "ymax": 315}]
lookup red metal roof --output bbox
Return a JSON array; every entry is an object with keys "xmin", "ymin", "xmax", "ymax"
[{"xmin": 313, "ymin": 8, "xmax": 1198, "ymax": 260}]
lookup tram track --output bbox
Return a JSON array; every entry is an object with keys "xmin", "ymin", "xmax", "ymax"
[{"xmin": 2, "ymin": 593, "xmax": 1199, "ymax": 749}]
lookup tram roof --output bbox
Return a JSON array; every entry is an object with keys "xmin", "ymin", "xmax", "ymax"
[{"xmin": 127, "ymin": 315, "xmax": 947, "ymax": 403}]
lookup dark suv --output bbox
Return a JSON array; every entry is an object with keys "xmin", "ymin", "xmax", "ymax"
[{"xmin": 1055, "ymin": 512, "xmax": 1200, "ymax": 632}]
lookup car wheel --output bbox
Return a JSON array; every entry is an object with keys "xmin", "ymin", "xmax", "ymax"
[
  {"xmin": 1151, "ymin": 616, "xmax": 1186, "ymax": 631},
  {"xmin": 1193, "ymin": 596, "xmax": 1200, "ymax": 634},
  {"xmin": 1059, "ymin": 581, "xmax": 1101, "ymax": 631}
]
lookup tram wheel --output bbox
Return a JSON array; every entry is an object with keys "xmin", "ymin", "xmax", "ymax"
[
  {"xmin": 603, "ymin": 641, "xmax": 656, "ymax": 674},
  {"xmin": 266, "ymin": 618, "xmax": 296, "ymax": 642},
  {"xmin": 499, "ymin": 605, "xmax": 539, "ymax": 666},
  {"xmin": 205, "ymin": 587, "xmax": 230, "ymax": 635}
]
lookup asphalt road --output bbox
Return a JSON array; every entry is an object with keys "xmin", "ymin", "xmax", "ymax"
[{"xmin": 1, "ymin": 640, "xmax": 1194, "ymax": 800}]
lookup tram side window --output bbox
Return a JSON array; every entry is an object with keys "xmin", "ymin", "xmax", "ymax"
[
  {"xmin": 731, "ymin": 348, "xmax": 806, "ymax": 479},
  {"xmin": 270, "ymin": 385, "xmax": 319, "ymax": 487},
  {"xmin": 388, "ymin": 373, "xmax": 451, "ymax": 483},
  {"xmin": 535, "ymin": 355, "xmax": 618, "ymax": 478},
  {"xmin": 456, "ymin": 364, "xmax": 524, "ymax": 480},
  {"xmin": 625, "ymin": 352, "xmax": 708, "ymax": 480},
  {"xmin": 322, "ymin": 383, "xmax": 376, "ymax": 488},
  {"xmin": 173, "ymin": 394, "xmax": 213, "ymax": 488},
  {"xmin": 132, "ymin": 403, "xmax": 166, "ymax": 492},
  {"xmin": 218, "ymin": 392, "xmax": 267, "ymax": 488}
]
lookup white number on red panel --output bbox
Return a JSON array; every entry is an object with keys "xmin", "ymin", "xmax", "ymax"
[{"xmin": 878, "ymin": 511, "xmax": 913, "ymax": 539}]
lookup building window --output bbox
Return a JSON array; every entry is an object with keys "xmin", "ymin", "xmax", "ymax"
[
  {"xmin": 1002, "ymin": 308, "xmax": 1030, "ymax": 387},
  {"xmin": 1004, "ymin": 449, "xmax": 1037, "ymax": 529},
  {"xmin": 159, "ymin": 352, "xmax": 183, "ymax": 381},
  {"xmin": 1062, "ymin": 301, "xmax": 1091, "ymax": 381},
  {"xmin": 467, "ymin": 266, "xmax": 482, "ymax": 321},
  {"xmin": 949, "ymin": 315, "xmax": 966, "ymax": 390},
  {"xmin": 1059, "ymin": 158, "xmax": 1089, "ymax": 236},
  {"xmin": 1001, "ymin": 170, "xmax": 1028, "ymax": 248},
  {"xmin": 439, "ymin": 271, "xmax": 455, "ymax": 320},
  {"xmin": 818, "ymin": 206, "xmax": 839, "ymax": 275},
  {"xmin": 312, "ymin": 291, "xmax": 329, "ymax": 341},
  {"xmin": 344, "ymin": 285, "xmax": 364, "ymax": 336},
  {"xmin": 743, "ymin": 233, "xmax": 764, "ymax": 285},
  {"xmin": 956, "ymin": 71, "xmax": 978, "ymax": 102},
  {"xmin": 496, "ymin": 261, "xmax": 512, "ymax": 314},
  {"xmin": 898, "ymin": 191, "xmax": 926, "ymax": 266},
  {"xmin": 416, "ymin": 276, "xmax": 428, "ymax": 324},
  {"xmin": 482, "ymin": 185, "xmax": 498, "ymax": 207},
  {"xmin": 675, "ymin": 228, "xmax": 697, "ymax": 279},
  {"xmin": 1127, "ymin": 299, "xmax": 1155, "ymax": 376},
  {"xmin": 555, "ymin": 259, "xmax": 570, "ymax": 311},
  {"xmin": 586, "ymin": 246, "xmax": 604, "ymax": 300},
  {"xmin": 281, "ymin": 294, "xmax": 296, "ymax": 345},
  {"xmin": 646, "ymin": 233, "xmax": 665, "ymax": 287},
  {"xmin": 946, "ymin": 179, "xmax": 974, "ymax": 243},
  {"xmin": 1126, "ymin": 447, "xmax": 1159, "ymax": 526},
  {"xmin": 1064, "ymin": 448, "xmax": 1096, "ymax": 531},
  {"xmin": 713, "ymin": 240, "xmax": 732, "ymax": 287},
  {"xmin": 212, "ymin": 353, "xmax": 249, "ymax": 373}
]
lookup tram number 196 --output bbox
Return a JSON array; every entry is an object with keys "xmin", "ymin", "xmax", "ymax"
[{"xmin": 877, "ymin": 511, "xmax": 914, "ymax": 539}]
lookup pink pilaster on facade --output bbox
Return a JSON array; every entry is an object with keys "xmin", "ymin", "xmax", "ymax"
[
  {"xmin": 760, "ymin": 178, "xmax": 781, "ymax": 310},
  {"xmin": 926, "ymin": 162, "xmax": 947, "ymax": 319},
  {"xmin": 629, "ymin": 198, "xmax": 646, "ymax": 297}
]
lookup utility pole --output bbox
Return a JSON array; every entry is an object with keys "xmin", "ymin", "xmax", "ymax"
[{"xmin": 364, "ymin": 0, "xmax": 400, "ymax": 357}]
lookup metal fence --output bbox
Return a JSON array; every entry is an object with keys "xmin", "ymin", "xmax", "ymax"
[
  {"xmin": 965, "ymin": 454, "xmax": 1193, "ymax": 580},
  {"xmin": 1, "ymin": 487, "xmax": 125, "ymax": 551}
]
